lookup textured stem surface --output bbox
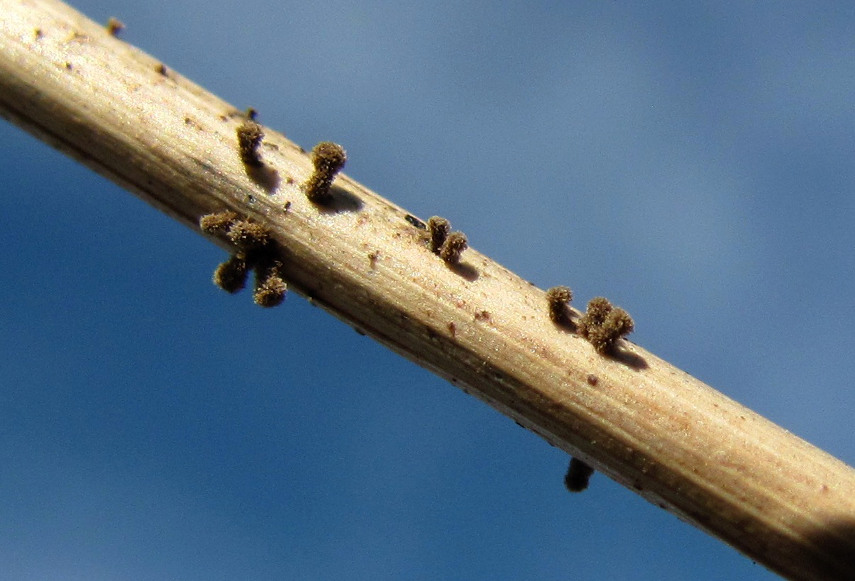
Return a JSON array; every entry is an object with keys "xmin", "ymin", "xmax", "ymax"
[{"xmin": 2, "ymin": 1, "xmax": 854, "ymax": 578}]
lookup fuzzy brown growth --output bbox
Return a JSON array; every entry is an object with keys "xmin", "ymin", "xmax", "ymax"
[
  {"xmin": 201, "ymin": 211, "xmax": 286, "ymax": 307},
  {"xmin": 253, "ymin": 257, "xmax": 287, "ymax": 307},
  {"xmin": 440, "ymin": 231, "xmax": 468, "ymax": 264},
  {"xmin": 106, "ymin": 17, "xmax": 124, "ymax": 36},
  {"xmin": 427, "ymin": 216, "xmax": 450, "ymax": 253},
  {"xmin": 546, "ymin": 286, "xmax": 573, "ymax": 323},
  {"xmin": 200, "ymin": 212, "xmax": 269, "ymax": 250},
  {"xmin": 579, "ymin": 297, "xmax": 612, "ymax": 330},
  {"xmin": 227, "ymin": 219, "xmax": 270, "ymax": 250},
  {"xmin": 304, "ymin": 141, "xmax": 347, "ymax": 202},
  {"xmin": 199, "ymin": 211, "xmax": 238, "ymax": 234},
  {"xmin": 237, "ymin": 120, "xmax": 264, "ymax": 167},
  {"xmin": 578, "ymin": 297, "xmax": 634, "ymax": 353},
  {"xmin": 213, "ymin": 254, "xmax": 249, "ymax": 293},
  {"xmin": 564, "ymin": 457, "xmax": 595, "ymax": 492}
]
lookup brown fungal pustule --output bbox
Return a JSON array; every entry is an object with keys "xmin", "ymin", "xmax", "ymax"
[
  {"xmin": 586, "ymin": 374, "xmax": 599, "ymax": 386},
  {"xmin": 199, "ymin": 210, "xmax": 238, "ymax": 234},
  {"xmin": 106, "ymin": 17, "xmax": 124, "ymax": 36},
  {"xmin": 201, "ymin": 211, "xmax": 286, "ymax": 307},
  {"xmin": 440, "ymin": 231, "xmax": 468, "ymax": 264},
  {"xmin": 213, "ymin": 253, "xmax": 249, "ymax": 293},
  {"xmin": 227, "ymin": 219, "xmax": 270, "ymax": 250},
  {"xmin": 578, "ymin": 297, "xmax": 612, "ymax": 334},
  {"xmin": 303, "ymin": 141, "xmax": 347, "ymax": 203},
  {"xmin": 605, "ymin": 308, "xmax": 634, "ymax": 337},
  {"xmin": 546, "ymin": 286, "xmax": 573, "ymax": 324},
  {"xmin": 427, "ymin": 216, "xmax": 450, "ymax": 253},
  {"xmin": 200, "ymin": 212, "xmax": 270, "ymax": 250},
  {"xmin": 564, "ymin": 457, "xmax": 595, "ymax": 492},
  {"xmin": 253, "ymin": 257, "xmax": 287, "ymax": 307},
  {"xmin": 237, "ymin": 118, "xmax": 264, "ymax": 167},
  {"xmin": 579, "ymin": 297, "xmax": 634, "ymax": 353}
]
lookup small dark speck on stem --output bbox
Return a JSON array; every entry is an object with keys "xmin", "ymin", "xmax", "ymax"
[{"xmin": 106, "ymin": 17, "xmax": 124, "ymax": 37}]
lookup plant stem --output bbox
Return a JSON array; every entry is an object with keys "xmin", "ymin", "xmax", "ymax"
[{"xmin": 2, "ymin": 1, "xmax": 854, "ymax": 578}]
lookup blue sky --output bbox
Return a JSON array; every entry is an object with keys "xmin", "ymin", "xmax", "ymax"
[{"xmin": 2, "ymin": 2, "xmax": 854, "ymax": 579}]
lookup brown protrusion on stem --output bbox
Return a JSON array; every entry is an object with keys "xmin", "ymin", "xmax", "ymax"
[
  {"xmin": 199, "ymin": 210, "xmax": 238, "ymax": 234},
  {"xmin": 106, "ymin": 17, "xmax": 124, "ymax": 37},
  {"xmin": 227, "ymin": 219, "xmax": 270, "ymax": 250},
  {"xmin": 546, "ymin": 286, "xmax": 573, "ymax": 324},
  {"xmin": 564, "ymin": 457, "xmax": 595, "ymax": 492},
  {"xmin": 427, "ymin": 216, "xmax": 450, "ymax": 253},
  {"xmin": 578, "ymin": 297, "xmax": 612, "ymax": 334},
  {"xmin": 439, "ymin": 231, "xmax": 468, "ymax": 264},
  {"xmin": 237, "ymin": 118, "xmax": 264, "ymax": 167},
  {"xmin": 604, "ymin": 307, "xmax": 634, "ymax": 338},
  {"xmin": 253, "ymin": 256, "xmax": 287, "ymax": 307},
  {"xmin": 579, "ymin": 297, "xmax": 634, "ymax": 353},
  {"xmin": 303, "ymin": 141, "xmax": 347, "ymax": 203},
  {"xmin": 213, "ymin": 253, "xmax": 249, "ymax": 293},
  {"xmin": 203, "ymin": 211, "xmax": 282, "ymax": 305}
]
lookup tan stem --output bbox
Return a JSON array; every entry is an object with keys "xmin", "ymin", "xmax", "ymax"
[{"xmin": 1, "ymin": 1, "xmax": 853, "ymax": 578}]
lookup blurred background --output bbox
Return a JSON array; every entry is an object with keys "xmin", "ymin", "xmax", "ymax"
[{"xmin": 2, "ymin": 1, "xmax": 854, "ymax": 579}]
